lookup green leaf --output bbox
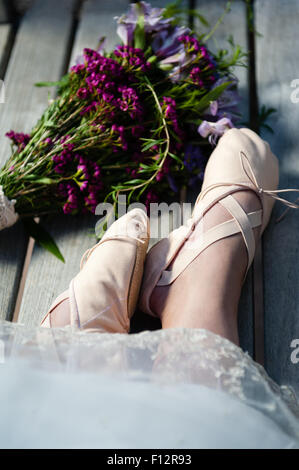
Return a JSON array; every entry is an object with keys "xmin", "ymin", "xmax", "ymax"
[
  {"xmin": 23, "ymin": 175, "xmax": 56, "ymax": 184},
  {"xmin": 168, "ymin": 152, "xmax": 184, "ymax": 167},
  {"xmin": 35, "ymin": 81, "xmax": 62, "ymax": 88},
  {"xmin": 196, "ymin": 82, "xmax": 232, "ymax": 112},
  {"xmin": 123, "ymin": 178, "xmax": 144, "ymax": 185},
  {"xmin": 34, "ymin": 178, "xmax": 56, "ymax": 185},
  {"xmin": 261, "ymin": 123, "xmax": 274, "ymax": 134},
  {"xmin": 35, "ymin": 74, "xmax": 70, "ymax": 92},
  {"xmin": 141, "ymin": 139, "xmax": 162, "ymax": 152},
  {"xmin": 188, "ymin": 10, "xmax": 210, "ymax": 27},
  {"xmin": 134, "ymin": 11, "xmax": 145, "ymax": 49},
  {"xmin": 23, "ymin": 218, "xmax": 65, "ymax": 263}
]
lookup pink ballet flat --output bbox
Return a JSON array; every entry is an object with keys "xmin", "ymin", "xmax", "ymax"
[
  {"xmin": 41, "ymin": 208, "xmax": 150, "ymax": 332},
  {"xmin": 139, "ymin": 128, "xmax": 299, "ymax": 317}
]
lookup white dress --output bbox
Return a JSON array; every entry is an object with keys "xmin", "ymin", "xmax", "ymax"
[{"xmin": 0, "ymin": 321, "xmax": 298, "ymax": 449}]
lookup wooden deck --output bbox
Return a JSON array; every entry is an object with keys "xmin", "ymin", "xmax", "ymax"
[{"xmin": 0, "ymin": 0, "xmax": 298, "ymax": 393}]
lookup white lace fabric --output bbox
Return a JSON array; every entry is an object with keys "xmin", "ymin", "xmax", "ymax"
[
  {"xmin": 0, "ymin": 320, "xmax": 298, "ymax": 446},
  {"xmin": 0, "ymin": 186, "xmax": 18, "ymax": 230}
]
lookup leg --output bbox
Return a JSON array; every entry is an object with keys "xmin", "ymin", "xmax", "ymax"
[
  {"xmin": 150, "ymin": 190, "xmax": 262, "ymax": 345},
  {"xmin": 49, "ymin": 299, "xmax": 71, "ymax": 327}
]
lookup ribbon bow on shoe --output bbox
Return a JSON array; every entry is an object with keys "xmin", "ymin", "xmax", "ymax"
[{"xmin": 239, "ymin": 151, "xmax": 299, "ymax": 219}]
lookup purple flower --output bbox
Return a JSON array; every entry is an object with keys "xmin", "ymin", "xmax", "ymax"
[
  {"xmin": 115, "ymin": 2, "xmax": 173, "ymax": 46},
  {"xmin": 183, "ymin": 144, "xmax": 207, "ymax": 172},
  {"xmin": 70, "ymin": 63, "xmax": 85, "ymax": 74},
  {"xmin": 209, "ymin": 77, "xmax": 241, "ymax": 122},
  {"xmin": 60, "ymin": 135, "xmax": 71, "ymax": 144},
  {"xmin": 114, "ymin": 45, "xmax": 150, "ymax": 72},
  {"xmin": 43, "ymin": 137, "xmax": 53, "ymax": 147},
  {"xmin": 145, "ymin": 189, "xmax": 159, "ymax": 212},
  {"xmin": 77, "ymin": 87, "xmax": 89, "ymax": 100},
  {"xmin": 6, "ymin": 130, "xmax": 31, "ymax": 152},
  {"xmin": 167, "ymin": 174, "xmax": 178, "ymax": 193},
  {"xmin": 198, "ymin": 118, "xmax": 234, "ymax": 145},
  {"xmin": 209, "ymin": 100, "xmax": 218, "ymax": 116},
  {"xmin": 189, "ymin": 66, "xmax": 204, "ymax": 87},
  {"xmin": 179, "ymin": 35, "xmax": 201, "ymax": 53},
  {"xmin": 161, "ymin": 97, "xmax": 184, "ymax": 140},
  {"xmin": 152, "ymin": 26, "xmax": 189, "ymax": 60}
]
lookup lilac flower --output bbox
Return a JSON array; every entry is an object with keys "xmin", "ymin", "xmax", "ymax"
[
  {"xmin": 115, "ymin": 2, "xmax": 173, "ymax": 46},
  {"xmin": 183, "ymin": 144, "xmax": 207, "ymax": 188},
  {"xmin": 189, "ymin": 171, "xmax": 205, "ymax": 188},
  {"xmin": 209, "ymin": 77, "xmax": 241, "ymax": 122},
  {"xmin": 209, "ymin": 100, "xmax": 218, "ymax": 116},
  {"xmin": 152, "ymin": 26, "xmax": 190, "ymax": 62},
  {"xmin": 198, "ymin": 117, "xmax": 234, "ymax": 145}
]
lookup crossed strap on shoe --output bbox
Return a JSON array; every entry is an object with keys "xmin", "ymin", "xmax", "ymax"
[
  {"xmin": 198, "ymin": 151, "xmax": 299, "ymax": 210},
  {"xmin": 157, "ymin": 151, "xmax": 299, "ymax": 287}
]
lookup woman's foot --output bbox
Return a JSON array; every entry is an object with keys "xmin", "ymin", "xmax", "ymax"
[
  {"xmin": 150, "ymin": 190, "xmax": 262, "ymax": 345},
  {"xmin": 41, "ymin": 209, "xmax": 150, "ymax": 333},
  {"xmin": 139, "ymin": 128, "xmax": 280, "ymax": 345}
]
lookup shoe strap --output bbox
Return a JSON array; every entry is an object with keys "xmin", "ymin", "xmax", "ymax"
[
  {"xmin": 198, "ymin": 150, "xmax": 299, "ymax": 211},
  {"xmin": 157, "ymin": 196, "xmax": 262, "ymax": 287},
  {"xmin": 219, "ymin": 194, "xmax": 256, "ymax": 272}
]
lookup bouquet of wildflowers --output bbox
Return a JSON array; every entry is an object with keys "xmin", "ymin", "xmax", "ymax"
[{"xmin": 0, "ymin": 2, "xmax": 243, "ymax": 257}]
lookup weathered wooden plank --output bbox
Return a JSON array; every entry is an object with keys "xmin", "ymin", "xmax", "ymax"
[
  {"xmin": 70, "ymin": 0, "xmax": 129, "ymax": 63},
  {"xmin": 0, "ymin": 0, "xmax": 76, "ymax": 321},
  {"xmin": 0, "ymin": 23, "xmax": 10, "ymax": 60},
  {"xmin": 18, "ymin": 0, "xmax": 130, "ymax": 326},
  {"xmin": 0, "ymin": 23, "xmax": 26, "ymax": 323},
  {"xmin": 0, "ymin": 0, "xmax": 76, "ymax": 164},
  {"xmin": 193, "ymin": 0, "xmax": 253, "ymax": 355},
  {"xmin": 255, "ymin": 0, "xmax": 299, "ymax": 393},
  {"xmin": 0, "ymin": 1, "xmax": 8, "ymax": 23},
  {"xmin": 0, "ymin": 23, "xmax": 12, "ymax": 82},
  {"xmin": 196, "ymin": 0, "xmax": 249, "ymax": 121}
]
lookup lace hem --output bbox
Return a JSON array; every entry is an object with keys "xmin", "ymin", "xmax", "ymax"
[{"xmin": 0, "ymin": 320, "xmax": 298, "ymax": 441}]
